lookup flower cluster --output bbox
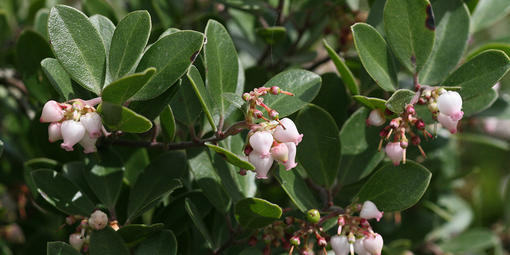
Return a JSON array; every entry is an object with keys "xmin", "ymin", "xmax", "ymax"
[
  {"xmin": 242, "ymin": 86, "xmax": 302, "ymax": 179},
  {"xmin": 330, "ymin": 201, "xmax": 384, "ymax": 255},
  {"xmin": 65, "ymin": 210, "xmax": 114, "ymax": 251},
  {"xmin": 39, "ymin": 98, "xmax": 106, "ymax": 153}
]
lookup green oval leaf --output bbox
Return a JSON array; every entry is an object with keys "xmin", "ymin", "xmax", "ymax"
[
  {"xmin": 356, "ymin": 161, "xmax": 432, "ymax": 212},
  {"xmin": 439, "ymin": 229, "xmax": 500, "ymax": 253},
  {"xmin": 187, "ymin": 65, "xmax": 217, "ymax": 131},
  {"xmin": 48, "ymin": 5, "xmax": 106, "ymax": 94},
  {"xmin": 160, "ymin": 105, "xmax": 176, "ymax": 142},
  {"xmin": 129, "ymin": 82, "xmax": 180, "ymax": 120},
  {"xmin": 89, "ymin": 226, "xmax": 129, "ymax": 255},
  {"xmin": 89, "ymin": 14, "xmax": 115, "ymax": 56},
  {"xmin": 34, "ymin": 9, "xmax": 49, "ymax": 39},
  {"xmin": 41, "ymin": 58, "xmax": 75, "ymax": 100},
  {"xmin": 234, "ymin": 197, "xmax": 282, "ymax": 229},
  {"xmin": 205, "ymin": 143, "xmax": 255, "ymax": 170},
  {"xmin": 352, "ymin": 23, "xmax": 397, "ymax": 92},
  {"xmin": 117, "ymin": 223, "xmax": 164, "ymax": 247},
  {"xmin": 256, "ymin": 26, "xmax": 286, "ymax": 45},
  {"xmin": 385, "ymin": 89, "xmax": 415, "ymax": 114},
  {"xmin": 84, "ymin": 165, "xmax": 123, "ymax": 209},
  {"xmin": 170, "ymin": 79, "xmax": 202, "ymax": 125},
  {"xmin": 296, "ymin": 104, "xmax": 341, "ymax": 188},
  {"xmin": 462, "ymin": 88, "xmax": 498, "ymax": 116},
  {"xmin": 185, "ymin": 198, "xmax": 215, "ymax": 249},
  {"xmin": 323, "ymin": 39, "xmax": 359, "ymax": 95},
  {"xmin": 102, "ymin": 68, "xmax": 156, "ymax": 104},
  {"xmin": 99, "ymin": 101, "xmax": 152, "ymax": 133},
  {"xmin": 353, "ymin": 95, "xmax": 387, "ymax": 110},
  {"xmin": 109, "ymin": 10, "xmax": 151, "ymax": 81},
  {"xmin": 467, "ymin": 43, "xmax": 510, "ymax": 61},
  {"xmin": 134, "ymin": 230, "xmax": 177, "ymax": 255},
  {"xmin": 470, "ymin": 0, "xmax": 510, "ymax": 33},
  {"xmin": 47, "ymin": 241, "xmax": 81, "ymax": 255},
  {"xmin": 273, "ymin": 165, "xmax": 320, "ymax": 213}
]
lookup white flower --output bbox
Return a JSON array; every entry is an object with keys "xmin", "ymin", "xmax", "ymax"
[
  {"xmin": 270, "ymin": 143, "xmax": 289, "ymax": 163},
  {"xmin": 360, "ymin": 201, "xmax": 383, "ymax": 222},
  {"xmin": 354, "ymin": 238, "xmax": 371, "ymax": 255},
  {"xmin": 60, "ymin": 120, "xmax": 86, "ymax": 151},
  {"xmin": 248, "ymin": 151, "xmax": 274, "ymax": 179},
  {"xmin": 69, "ymin": 233, "xmax": 84, "ymax": 250},
  {"xmin": 367, "ymin": 109, "xmax": 386, "ymax": 126},
  {"xmin": 79, "ymin": 132, "xmax": 98, "ymax": 154},
  {"xmin": 283, "ymin": 142, "xmax": 298, "ymax": 170},
  {"xmin": 330, "ymin": 235, "xmax": 349, "ymax": 255},
  {"xmin": 384, "ymin": 142, "xmax": 404, "ymax": 166},
  {"xmin": 437, "ymin": 113, "xmax": 459, "ymax": 134},
  {"xmin": 88, "ymin": 210, "xmax": 108, "ymax": 230},
  {"xmin": 437, "ymin": 91, "xmax": 463, "ymax": 120},
  {"xmin": 249, "ymin": 131, "xmax": 274, "ymax": 157},
  {"xmin": 363, "ymin": 233, "xmax": 383, "ymax": 255},
  {"xmin": 40, "ymin": 100, "xmax": 64, "ymax": 123},
  {"xmin": 272, "ymin": 118, "xmax": 303, "ymax": 145},
  {"xmin": 48, "ymin": 122, "xmax": 62, "ymax": 142},
  {"xmin": 80, "ymin": 112, "xmax": 103, "ymax": 138}
]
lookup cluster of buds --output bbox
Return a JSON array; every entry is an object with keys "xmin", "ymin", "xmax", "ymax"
[
  {"xmin": 242, "ymin": 86, "xmax": 302, "ymax": 179},
  {"xmin": 65, "ymin": 210, "xmax": 113, "ymax": 251},
  {"xmin": 331, "ymin": 201, "xmax": 384, "ymax": 255},
  {"xmin": 419, "ymin": 89, "xmax": 464, "ymax": 134},
  {"xmin": 39, "ymin": 98, "xmax": 107, "ymax": 153}
]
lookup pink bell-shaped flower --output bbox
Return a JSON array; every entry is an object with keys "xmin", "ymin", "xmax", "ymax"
[
  {"xmin": 80, "ymin": 112, "xmax": 103, "ymax": 138},
  {"xmin": 437, "ymin": 113, "xmax": 459, "ymax": 134},
  {"xmin": 367, "ymin": 109, "xmax": 386, "ymax": 126},
  {"xmin": 88, "ymin": 210, "xmax": 108, "ymax": 230},
  {"xmin": 40, "ymin": 100, "xmax": 64, "ymax": 123},
  {"xmin": 69, "ymin": 233, "xmax": 84, "ymax": 250},
  {"xmin": 330, "ymin": 235, "xmax": 349, "ymax": 255},
  {"xmin": 384, "ymin": 142, "xmax": 404, "ymax": 166},
  {"xmin": 271, "ymin": 143, "xmax": 289, "ymax": 163},
  {"xmin": 272, "ymin": 118, "xmax": 303, "ymax": 145},
  {"xmin": 354, "ymin": 238, "xmax": 371, "ymax": 255},
  {"xmin": 360, "ymin": 201, "xmax": 384, "ymax": 222},
  {"xmin": 249, "ymin": 131, "xmax": 274, "ymax": 157},
  {"xmin": 79, "ymin": 132, "xmax": 98, "ymax": 154},
  {"xmin": 363, "ymin": 233, "xmax": 383, "ymax": 255},
  {"xmin": 48, "ymin": 122, "xmax": 62, "ymax": 142},
  {"xmin": 248, "ymin": 151, "xmax": 274, "ymax": 179},
  {"xmin": 283, "ymin": 142, "xmax": 297, "ymax": 170},
  {"xmin": 60, "ymin": 120, "xmax": 86, "ymax": 151},
  {"xmin": 437, "ymin": 91, "xmax": 463, "ymax": 118}
]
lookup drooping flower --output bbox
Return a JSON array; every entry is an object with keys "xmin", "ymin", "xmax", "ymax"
[
  {"xmin": 360, "ymin": 201, "xmax": 384, "ymax": 222},
  {"xmin": 40, "ymin": 100, "xmax": 64, "ymax": 123},
  {"xmin": 249, "ymin": 131, "xmax": 274, "ymax": 157},
  {"xmin": 354, "ymin": 238, "xmax": 371, "ymax": 255},
  {"xmin": 283, "ymin": 142, "xmax": 298, "ymax": 170},
  {"xmin": 363, "ymin": 233, "xmax": 383, "ymax": 255},
  {"xmin": 88, "ymin": 210, "xmax": 108, "ymax": 230},
  {"xmin": 79, "ymin": 132, "xmax": 98, "ymax": 154},
  {"xmin": 69, "ymin": 233, "xmax": 84, "ymax": 250},
  {"xmin": 270, "ymin": 142, "xmax": 289, "ymax": 163},
  {"xmin": 48, "ymin": 122, "xmax": 62, "ymax": 142},
  {"xmin": 367, "ymin": 109, "xmax": 386, "ymax": 127},
  {"xmin": 384, "ymin": 142, "xmax": 404, "ymax": 166},
  {"xmin": 272, "ymin": 118, "xmax": 303, "ymax": 145},
  {"xmin": 80, "ymin": 112, "xmax": 103, "ymax": 138},
  {"xmin": 60, "ymin": 120, "xmax": 86, "ymax": 151},
  {"xmin": 248, "ymin": 152, "xmax": 274, "ymax": 179},
  {"xmin": 437, "ymin": 113, "xmax": 459, "ymax": 134},
  {"xmin": 330, "ymin": 235, "xmax": 350, "ymax": 255},
  {"xmin": 437, "ymin": 91, "xmax": 463, "ymax": 119}
]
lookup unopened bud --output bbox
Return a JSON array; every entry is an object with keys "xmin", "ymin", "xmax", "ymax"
[
  {"xmin": 418, "ymin": 97, "xmax": 427, "ymax": 105},
  {"xmin": 411, "ymin": 136, "xmax": 421, "ymax": 145},
  {"xmin": 253, "ymin": 109, "xmax": 264, "ymax": 119},
  {"xmin": 405, "ymin": 104, "xmax": 415, "ymax": 115},
  {"xmin": 243, "ymin": 93, "xmax": 251, "ymax": 101},
  {"xmin": 69, "ymin": 233, "xmax": 84, "ymax": 250},
  {"xmin": 389, "ymin": 118, "xmax": 400, "ymax": 129},
  {"xmin": 270, "ymin": 86, "xmax": 280, "ymax": 95},
  {"xmin": 367, "ymin": 109, "xmax": 386, "ymax": 126},
  {"xmin": 400, "ymin": 139, "xmax": 408, "ymax": 149},
  {"xmin": 306, "ymin": 209, "xmax": 320, "ymax": 223},
  {"xmin": 428, "ymin": 102, "xmax": 438, "ymax": 112},
  {"xmin": 290, "ymin": 236, "xmax": 301, "ymax": 246},
  {"xmin": 415, "ymin": 119, "xmax": 425, "ymax": 130},
  {"xmin": 88, "ymin": 210, "xmax": 108, "ymax": 230},
  {"xmin": 248, "ymin": 236, "xmax": 258, "ymax": 246},
  {"xmin": 317, "ymin": 236, "xmax": 327, "ymax": 247},
  {"xmin": 269, "ymin": 109, "xmax": 279, "ymax": 119}
]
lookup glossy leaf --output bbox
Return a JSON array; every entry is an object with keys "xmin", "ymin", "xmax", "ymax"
[
  {"xmin": 31, "ymin": 169, "xmax": 95, "ymax": 215},
  {"xmin": 47, "ymin": 242, "xmax": 81, "ymax": 255},
  {"xmin": 134, "ymin": 230, "xmax": 177, "ymax": 255},
  {"xmin": 48, "ymin": 5, "xmax": 106, "ymax": 94},
  {"xmin": 41, "ymin": 58, "xmax": 75, "ymax": 100},
  {"xmin": 263, "ymin": 69, "xmax": 322, "ymax": 117},
  {"xmin": 160, "ymin": 105, "xmax": 176, "ymax": 142},
  {"xmin": 385, "ymin": 89, "xmax": 415, "ymax": 114},
  {"xmin": 384, "ymin": 0, "xmax": 435, "ymax": 73},
  {"xmin": 117, "ymin": 223, "xmax": 164, "ymax": 247},
  {"xmin": 356, "ymin": 161, "xmax": 432, "ymax": 212},
  {"xmin": 353, "ymin": 95, "xmax": 387, "ymax": 110},
  {"xmin": 205, "ymin": 143, "xmax": 255, "ymax": 170},
  {"xmin": 296, "ymin": 104, "xmax": 341, "ymax": 187},
  {"xmin": 419, "ymin": 0, "xmax": 470, "ymax": 85},
  {"xmin": 89, "ymin": 227, "xmax": 130, "ymax": 255},
  {"xmin": 323, "ymin": 39, "xmax": 359, "ymax": 95},
  {"xmin": 84, "ymin": 165, "xmax": 123, "ymax": 209},
  {"xmin": 133, "ymin": 31, "xmax": 204, "ymax": 100},
  {"xmin": 170, "ymin": 79, "xmax": 202, "ymax": 125},
  {"xmin": 100, "ymin": 101, "xmax": 152, "ymax": 133},
  {"xmin": 109, "ymin": 11, "xmax": 151, "ymax": 81},
  {"xmin": 185, "ymin": 198, "xmax": 215, "ymax": 249},
  {"xmin": 352, "ymin": 23, "xmax": 397, "ymax": 92},
  {"xmin": 187, "ymin": 65, "xmax": 216, "ymax": 131},
  {"xmin": 273, "ymin": 165, "xmax": 320, "ymax": 212},
  {"xmin": 470, "ymin": 0, "xmax": 510, "ymax": 33},
  {"xmin": 234, "ymin": 197, "xmax": 282, "ymax": 229},
  {"xmin": 204, "ymin": 19, "xmax": 239, "ymax": 117},
  {"xmin": 102, "ymin": 68, "xmax": 156, "ymax": 104}
]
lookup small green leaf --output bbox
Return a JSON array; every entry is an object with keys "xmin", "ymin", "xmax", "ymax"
[
  {"xmin": 134, "ymin": 230, "xmax": 177, "ymax": 255},
  {"xmin": 385, "ymin": 89, "xmax": 415, "ymax": 114},
  {"xmin": 16, "ymin": 30, "xmax": 53, "ymax": 75},
  {"xmin": 84, "ymin": 165, "xmax": 123, "ymax": 209},
  {"xmin": 384, "ymin": 0, "xmax": 435, "ymax": 73},
  {"xmin": 34, "ymin": 9, "xmax": 49, "ymax": 39},
  {"xmin": 256, "ymin": 26, "xmax": 286, "ymax": 45},
  {"xmin": 204, "ymin": 19, "xmax": 239, "ymax": 117},
  {"xmin": 419, "ymin": 0, "xmax": 470, "ymax": 85},
  {"xmin": 117, "ymin": 223, "xmax": 164, "ymax": 247},
  {"xmin": 340, "ymin": 108, "xmax": 370, "ymax": 155},
  {"xmin": 463, "ymin": 88, "xmax": 498, "ymax": 116},
  {"xmin": 356, "ymin": 161, "xmax": 432, "ymax": 212},
  {"xmin": 312, "ymin": 73, "xmax": 350, "ymax": 127},
  {"xmin": 323, "ymin": 39, "xmax": 359, "ymax": 95},
  {"xmin": 467, "ymin": 43, "xmax": 510, "ymax": 61},
  {"xmin": 470, "ymin": 0, "xmax": 510, "ymax": 33},
  {"xmin": 170, "ymin": 79, "xmax": 202, "ymax": 125},
  {"xmin": 89, "ymin": 227, "xmax": 130, "ymax": 255},
  {"xmin": 129, "ymin": 83, "xmax": 180, "ymax": 120},
  {"xmin": 133, "ymin": 30, "xmax": 205, "ymax": 100},
  {"xmin": 205, "ymin": 143, "xmax": 255, "ymax": 170},
  {"xmin": 47, "ymin": 241, "xmax": 81, "ymax": 255},
  {"xmin": 160, "ymin": 105, "xmax": 176, "ymax": 142},
  {"xmin": 439, "ymin": 229, "xmax": 500, "ymax": 253},
  {"xmin": 99, "ymin": 101, "xmax": 152, "ymax": 133},
  {"xmin": 41, "ymin": 58, "xmax": 75, "ymax": 100},
  {"xmin": 353, "ymin": 95, "xmax": 387, "ymax": 110},
  {"xmin": 102, "ymin": 68, "xmax": 156, "ymax": 104},
  {"xmin": 262, "ymin": 69, "xmax": 322, "ymax": 117},
  {"xmin": 234, "ymin": 197, "xmax": 282, "ymax": 229},
  {"xmin": 187, "ymin": 65, "xmax": 217, "ymax": 131},
  {"xmin": 48, "ymin": 5, "xmax": 106, "ymax": 94},
  {"xmin": 109, "ymin": 11, "xmax": 151, "ymax": 81},
  {"xmin": 351, "ymin": 23, "xmax": 397, "ymax": 92},
  {"xmin": 83, "ymin": 0, "xmax": 117, "ymax": 22},
  {"xmin": 31, "ymin": 169, "xmax": 95, "ymax": 215},
  {"xmin": 89, "ymin": 14, "xmax": 115, "ymax": 56},
  {"xmin": 273, "ymin": 165, "xmax": 320, "ymax": 212},
  {"xmin": 185, "ymin": 198, "xmax": 215, "ymax": 249}
]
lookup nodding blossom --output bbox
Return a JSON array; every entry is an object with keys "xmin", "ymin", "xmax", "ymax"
[
  {"xmin": 437, "ymin": 91, "xmax": 463, "ymax": 133},
  {"xmin": 40, "ymin": 100, "xmax": 64, "ymax": 123},
  {"xmin": 80, "ymin": 112, "xmax": 103, "ymax": 138},
  {"xmin": 69, "ymin": 233, "xmax": 84, "ymax": 250},
  {"xmin": 272, "ymin": 118, "xmax": 303, "ymax": 145},
  {"xmin": 330, "ymin": 235, "xmax": 350, "ymax": 255},
  {"xmin": 367, "ymin": 109, "xmax": 386, "ymax": 127},
  {"xmin": 283, "ymin": 142, "xmax": 297, "ymax": 170},
  {"xmin": 60, "ymin": 120, "xmax": 86, "ymax": 151},
  {"xmin": 270, "ymin": 142, "xmax": 289, "ymax": 163},
  {"xmin": 249, "ymin": 131, "xmax": 274, "ymax": 157},
  {"xmin": 249, "ymin": 152, "xmax": 274, "ymax": 179},
  {"xmin": 384, "ymin": 142, "xmax": 404, "ymax": 166},
  {"xmin": 88, "ymin": 210, "xmax": 108, "ymax": 230},
  {"xmin": 48, "ymin": 122, "xmax": 62, "ymax": 142},
  {"xmin": 354, "ymin": 238, "xmax": 371, "ymax": 255},
  {"xmin": 360, "ymin": 201, "xmax": 384, "ymax": 222},
  {"xmin": 363, "ymin": 233, "xmax": 383, "ymax": 255}
]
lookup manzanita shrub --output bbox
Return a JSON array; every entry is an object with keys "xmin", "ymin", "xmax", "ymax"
[{"xmin": 2, "ymin": 0, "xmax": 510, "ymax": 254}]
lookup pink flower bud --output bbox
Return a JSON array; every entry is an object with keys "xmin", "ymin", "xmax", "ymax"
[
  {"xmin": 437, "ymin": 91, "xmax": 462, "ymax": 117},
  {"xmin": 354, "ymin": 238, "xmax": 370, "ymax": 255},
  {"xmin": 80, "ymin": 112, "xmax": 102, "ymax": 138},
  {"xmin": 79, "ymin": 132, "xmax": 98, "ymax": 154},
  {"xmin": 437, "ymin": 113, "xmax": 459, "ymax": 134},
  {"xmin": 60, "ymin": 120, "xmax": 86, "ymax": 151},
  {"xmin": 384, "ymin": 142, "xmax": 404, "ymax": 166},
  {"xmin": 273, "ymin": 118, "xmax": 303, "ymax": 145},
  {"xmin": 269, "ymin": 109, "xmax": 279, "ymax": 119},
  {"xmin": 367, "ymin": 109, "xmax": 386, "ymax": 126},
  {"xmin": 40, "ymin": 100, "xmax": 64, "ymax": 123},
  {"xmin": 48, "ymin": 122, "xmax": 62, "ymax": 142},
  {"xmin": 271, "ymin": 143, "xmax": 289, "ymax": 163},
  {"xmin": 249, "ymin": 131, "xmax": 274, "ymax": 157},
  {"xmin": 69, "ymin": 233, "xmax": 84, "ymax": 250},
  {"xmin": 283, "ymin": 142, "xmax": 297, "ymax": 170},
  {"xmin": 363, "ymin": 233, "xmax": 383, "ymax": 255},
  {"xmin": 330, "ymin": 235, "xmax": 349, "ymax": 255},
  {"xmin": 88, "ymin": 210, "xmax": 108, "ymax": 230},
  {"xmin": 270, "ymin": 86, "xmax": 279, "ymax": 95},
  {"xmin": 360, "ymin": 201, "xmax": 383, "ymax": 222},
  {"xmin": 317, "ymin": 237, "xmax": 327, "ymax": 247},
  {"xmin": 248, "ymin": 152, "xmax": 274, "ymax": 179}
]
